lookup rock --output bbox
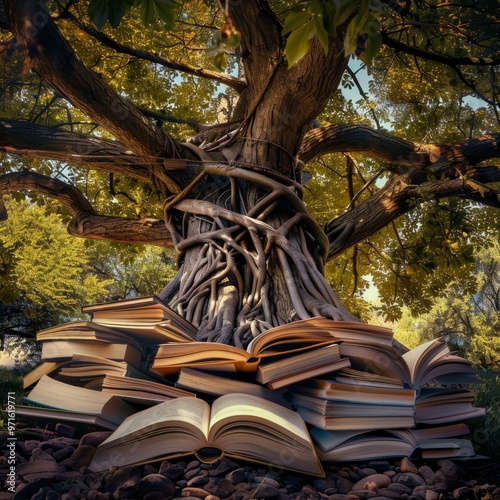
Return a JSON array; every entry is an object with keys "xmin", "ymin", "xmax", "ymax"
[
  {"xmin": 376, "ymin": 487, "xmax": 404, "ymax": 499},
  {"xmin": 204, "ymin": 478, "xmax": 235, "ymax": 498},
  {"xmin": 186, "ymin": 470, "xmax": 209, "ymax": 488},
  {"xmin": 400, "ymin": 458, "xmax": 418, "ymax": 474},
  {"xmin": 30, "ymin": 447, "xmax": 56, "ymax": 462},
  {"xmin": 182, "ymin": 486, "xmax": 211, "ymax": 498},
  {"xmin": 366, "ymin": 462, "xmax": 391, "ymax": 473},
  {"xmin": 80, "ymin": 431, "xmax": 113, "ymax": 448},
  {"xmin": 103, "ymin": 466, "xmax": 142, "ymax": 499},
  {"xmin": 312, "ymin": 477, "xmax": 336, "ymax": 492},
  {"xmin": 453, "ymin": 486, "xmax": 474, "ymax": 499},
  {"xmin": 226, "ymin": 467, "xmax": 253, "ymax": 485},
  {"xmin": 137, "ymin": 473, "xmax": 176, "ymax": 498},
  {"xmin": 55, "ymin": 423, "xmax": 77, "ymax": 438},
  {"xmin": 52, "ymin": 445, "xmax": 76, "ymax": 462},
  {"xmin": 16, "ymin": 460, "xmax": 65, "ymax": 482},
  {"xmin": 160, "ymin": 461, "xmax": 187, "ymax": 480},
  {"xmin": 208, "ymin": 458, "xmax": 239, "ymax": 476},
  {"xmin": 434, "ymin": 461, "xmax": 461, "ymax": 487},
  {"xmin": 253, "ymin": 477, "xmax": 281, "ymax": 488},
  {"xmin": 396, "ymin": 472, "xmax": 426, "ymax": 489},
  {"xmin": 418, "ymin": 466, "xmax": 435, "ymax": 485},
  {"xmin": 336, "ymin": 478, "xmax": 355, "ymax": 494},
  {"xmin": 352, "ymin": 474, "xmax": 391, "ymax": 491},
  {"xmin": 61, "ymin": 444, "xmax": 96, "ymax": 469}
]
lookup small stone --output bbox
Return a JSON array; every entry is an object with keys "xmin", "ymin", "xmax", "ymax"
[
  {"xmin": 16, "ymin": 460, "xmax": 65, "ymax": 482},
  {"xmin": 185, "ymin": 467, "xmax": 203, "ymax": 481},
  {"xmin": 425, "ymin": 491, "xmax": 440, "ymax": 500},
  {"xmin": 138, "ymin": 473, "xmax": 176, "ymax": 498},
  {"xmin": 204, "ymin": 478, "xmax": 235, "ymax": 498},
  {"xmin": 312, "ymin": 477, "xmax": 336, "ymax": 492},
  {"xmin": 434, "ymin": 461, "xmax": 461, "ymax": 487},
  {"xmin": 453, "ymin": 486, "xmax": 473, "ymax": 499},
  {"xmin": 61, "ymin": 444, "xmax": 96, "ymax": 469},
  {"xmin": 358, "ymin": 468, "xmax": 378, "ymax": 478},
  {"xmin": 182, "ymin": 486, "xmax": 210, "ymax": 498},
  {"xmin": 352, "ymin": 474, "xmax": 391, "ymax": 491},
  {"xmin": 377, "ymin": 487, "xmax": 404, "ymax": 499},
  {"xmin": 40, "ymin": 437, "xmax": 80, "ymax": 451},
  {"xmin": 400, "ymin": 457, "xmax": 418, "ymax": 474},
  {"xmin": 52, "ymin": 445, "xmax": 76, "ymax": 462},
  {"xmin": 336, "ymin": 478, "xmax": 355, "ymax": 494},
  {"xmin": 80, "ymin": 431, "xmax": 113, "ymax": 448},
  {"xmin": 396, "ymin": 472, "xmax": 426, "ymax": 489},
  {"xmin": 30, "ymin": 447, "xmax": 55, "ymax": 462},
  {"xmin": 186, "ymin": 471, "xmax": 209, "ymax": 488},
  {"xmin": 418, "ymin": 465, "xmax": 436, "ymax": 485},
  {"xmin": 249, "ymin": 483, "xmax": 281, "ymax": 499},
  {"xmin": 226, "ymin": 467, "xmax": 252, "ymax": 485},
  {"xmin": 55, "ymin": 423, "xmax": 77, "ymax": 438},
  {"xmin": 208, "ymin": 458, "xmax": 239, "ymax": 477},
  {"xmin": 366, "ymin": 461, "xmax": 391, "ymax": 473},
  {"xmin": 103, "ymin": 466, "xmax": 142, "ymax": 499},
  {"xmin": 160, "ymin": 461, "xmax": 187, "ymax": 480}
]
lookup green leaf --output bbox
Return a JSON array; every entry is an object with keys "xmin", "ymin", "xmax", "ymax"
[
  {"xmin": 140, "ymin": 0, "xmax": 154, "ymax": 25},
  {"xmin": 88, "ymin": 0, "xmax": 109, "ymax": 30},
  {"xmin": 313, "ymin": 13, "xmax": 329, "ymax": 54},
  {"xmin": 334, "ymin": 0, "xmax": 360, "ymax": 30},
  {"xmin": 282, "ymin": 8, "xmax": 311, "ymax": 35},
  {"xmin": 359, "ymin": 31, "xmax": 382, "ymax": 64},
  {"xmin": 321, "ymin": 2, "xmax": 337, "ymax": 34},
  {"xmin": 108, "ymin": 0, "xmax": 126, "ymax": 28},
  {"xmin": 154, "ymin": 0, "xmax": 178, "ymax": 28},
  {"xmin": 285, "ymin": 20, "xmax": 314, "ymax": 68},
  {"xmin": 213, "ymin": 51, "xmax": 227, "ymax": 70}
]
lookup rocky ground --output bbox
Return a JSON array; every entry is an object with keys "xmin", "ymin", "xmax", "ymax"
[{"xmin": 1, "ymin": 423, "xmax": 500, "ymax": 500}]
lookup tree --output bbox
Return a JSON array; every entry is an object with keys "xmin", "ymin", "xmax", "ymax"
[
  {"xmin": 395, "ymin": 239, "xmax": 500, "ymax": 370},
  {"xmin": 0, "ymin": 1, "xmax": 499, "ymax": 347}
]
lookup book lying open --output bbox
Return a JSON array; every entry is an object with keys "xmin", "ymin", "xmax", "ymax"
[
  {"xmin": 152, "ymin": 318, "xmax": 387, "ymax": 375},
  {"xmin": 339, "ymin": 337, "xmax": 481, "ymax": 388},
  {"xmin": 23, "ymin": 375, "xmax": 137, "ymax": 427},
  {"xmin": 310, "ymin": 423, "xmax": 474, "ymax": 462},
  {"xmin": 82, "ymin": 296, "xmax": 197, "ymax": 343},
  {"xmin": 89, "ymin": 393, "xmax": 325, "ymax": 476}
]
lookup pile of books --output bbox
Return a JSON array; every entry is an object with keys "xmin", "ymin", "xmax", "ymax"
[{"xmin": 18, "ymin": 295, "xmax": 486, "ymax": 477}]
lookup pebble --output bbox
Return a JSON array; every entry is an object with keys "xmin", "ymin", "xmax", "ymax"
[{"xmin": 1, "ymin": 424, "xmax": 499, "ymax": 500}]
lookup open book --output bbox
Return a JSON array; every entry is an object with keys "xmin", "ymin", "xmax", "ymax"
[
  {"xmin": 89, "ymin": 393, "xmax": 324, "ymax": 476},
  {"xmin": 82, "ymin": 295, "xmax": 197, "ymax": 343},
  {"xmin": 152, "ymin": 318, "xmax": 386, "ymax": 375},
  {"xmin": 23, "ymin": 375, "xmax": 136, "ymax": 428},
  {"xmin": 339, "ymin": 337, "xmax": 481, "ymax": 388},
  {"xmin": 310, "ymin": 423, "xmax": 475, "ymax": 462}
]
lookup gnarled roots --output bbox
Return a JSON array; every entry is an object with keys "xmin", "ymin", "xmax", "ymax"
[{"xmin": 159, "ymin": 162, "xmax": 357, "ymax": 347}]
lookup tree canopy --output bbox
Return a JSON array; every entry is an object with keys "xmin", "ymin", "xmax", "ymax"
[{"xmin": 0, "ymin": 0, "xmax": 499, "ymax": 347}]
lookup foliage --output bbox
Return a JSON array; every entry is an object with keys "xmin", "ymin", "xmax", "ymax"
[
  {"xmin": 394, "ymin": 239, "xmax": 500, "ymax": 370},
  {"xmin": 0, "ymin": 196, "xmax": 176, "ymax": 362}
]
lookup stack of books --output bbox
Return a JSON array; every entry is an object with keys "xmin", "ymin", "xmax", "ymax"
[{"xmin": 18, "ymin": 295, "xmax": 486, "ymax": 477}]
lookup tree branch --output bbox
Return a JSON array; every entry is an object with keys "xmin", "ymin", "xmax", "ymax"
[
  {"xmin": 66, "ymin": 12, "xmax": 247, "ymax": 94},
  {"xmin": 299, "ymin": 124, "xmax": 500, "ymax": 171},
  {"xmin": 0, "ymin": 171, "xmax": 173, "ymax": 247},
  {"xmin": 5, "ymin": 0, "xmax": 178, "ymax": 162},
  {"xmin": 325, "ymin": 165, "xmax": 500, "ymax": 260},
  {"xmin": 0, "ymin": 119, "xmax": 152, "ymax": 181}
]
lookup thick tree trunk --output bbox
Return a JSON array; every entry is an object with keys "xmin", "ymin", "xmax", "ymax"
[{"xmin": 158, "ymin": 145, "xmax": 357, "ymax": 347}]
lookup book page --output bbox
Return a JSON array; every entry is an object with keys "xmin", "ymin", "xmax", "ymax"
[
  {"xmin": 99, "ymin": 397, "xmax": 210, "ymax": 447},
  {"xmin": 208, "ymin": 393, "xmax": 310, "ymax": 443},
  {"xmin": 402, "ymin": 338, "xmax": 448, "ymax": 385}
]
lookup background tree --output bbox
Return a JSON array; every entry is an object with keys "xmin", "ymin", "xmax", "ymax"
[
  {"xmin": 395, "ymin": 238, "xmax": 500, "ymax": 370},
  {"xmin": 0, "ymin": 196, "xmax": 176, "ymax": 362},
  {"xmin": 0, "ymin": 0, "xmax": 499, "ymax": 347}
]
